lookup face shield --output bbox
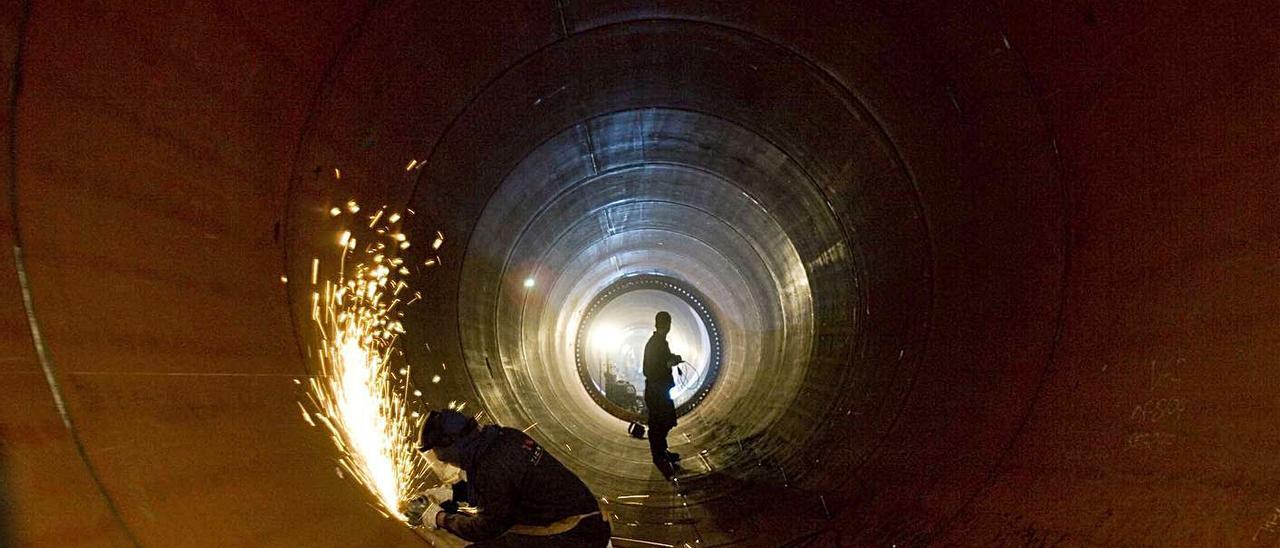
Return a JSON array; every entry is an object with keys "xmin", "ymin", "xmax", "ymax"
[
  {"xmin": 421, "ymin": 447, "xmax": 465, "ymax": 484},
  {"xmin": 415, "ymin": 409, "xmax": 472, "ymax": 479}
]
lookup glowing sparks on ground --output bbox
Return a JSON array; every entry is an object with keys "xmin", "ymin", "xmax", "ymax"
[{"xmin": 299, "ymin": 199, "xmax": 440, "ymax": 522}]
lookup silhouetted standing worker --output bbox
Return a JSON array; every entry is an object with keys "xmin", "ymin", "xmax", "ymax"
[{"xmin": 643, "ymin": 311, "xmax": 683, "ymax": 477}]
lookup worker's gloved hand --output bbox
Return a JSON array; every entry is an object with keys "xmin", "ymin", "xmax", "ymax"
[
  {"xmin": 423, "ymin": 485, "xmax": 453, "ymax": 504},
  {"xmin": 420, "ymin": 502, "xmax": 444, "ymax": 529},
  {"xmin": 403, "ymin": 495, "xmax": 431, "ymax": 526},
  {"xmin": 424, "ymin": 485, "xmax": 461, "ymax": 513},
  {"xmin": 404, "ymin": 497, "xmax": 444, "ymax": 528}
]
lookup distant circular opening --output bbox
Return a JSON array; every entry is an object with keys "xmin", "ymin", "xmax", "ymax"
[{"xmin": 575, "ymin": 275, "xmax": 723, "ymax": 422}]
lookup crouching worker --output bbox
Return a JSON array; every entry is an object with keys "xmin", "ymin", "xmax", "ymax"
[{"xmin": 404, "ymin": 409, "xmax": 612, "ymax": 547}]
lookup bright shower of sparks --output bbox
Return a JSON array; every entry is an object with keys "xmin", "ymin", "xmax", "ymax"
[{"xmin": 299, "ymin": 198, "xmax": 439, "ymax": 522}]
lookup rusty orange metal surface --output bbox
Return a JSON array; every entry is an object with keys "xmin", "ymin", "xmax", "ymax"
[{"xmin": 2, "ymin": 1, "xmax": 1278, "ymax": 546}]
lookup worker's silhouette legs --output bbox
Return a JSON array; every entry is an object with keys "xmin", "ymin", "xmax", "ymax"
[
  {"xmin": 644, "ymin": 386, "xmax": 679, "ymax": 477},
  {"xmin": 648, "ymin": 423, "xmax": 670, "ymax": 463}
]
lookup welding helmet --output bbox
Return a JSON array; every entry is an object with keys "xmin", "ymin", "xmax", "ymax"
[{"xmin": 416, "ymin": 409, "xmax": 478, "ymax": 452}]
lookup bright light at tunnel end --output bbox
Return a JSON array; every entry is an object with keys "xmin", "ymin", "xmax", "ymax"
[{"xmin": 574, "ymin": 275, "xmax": 724, "ymax": 421}]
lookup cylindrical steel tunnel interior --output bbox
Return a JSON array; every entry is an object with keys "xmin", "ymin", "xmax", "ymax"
[{"xmin": 4, "ymin": 1, "xmax": 1280, "ymax": 547}]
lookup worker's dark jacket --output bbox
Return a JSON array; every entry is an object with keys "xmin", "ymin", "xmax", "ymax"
[
  {"xmin": 442, "ymin": 426, "xmax": 600, "ymax": 542},
  {"xmin": 643, "ymin": 331, "xmax": 678, "ymax": 430}
]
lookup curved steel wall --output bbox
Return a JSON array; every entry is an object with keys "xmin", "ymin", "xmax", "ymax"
[{"xmin": 3, "ymin": 1, "xmax": 1279, "ymax": 546}]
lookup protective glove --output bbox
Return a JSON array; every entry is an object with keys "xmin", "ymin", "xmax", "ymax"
[
  {"xmin": 423, "ymin": 485, "xmax": 461, "ymax": 513},
  {"xmin": 423, "ymin": 486, "xmax": 453, "ymax": 505},
  {"xmin": 421, "ymin": 502, "xmax": 444, "ymax": 529},
  {"xmin": 403, "ymin": 495, "xmax": 430, "ymax": 526},
  {"xmin": 404, "ymin": 498, "xmax": 444, "ymax": 529}
]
